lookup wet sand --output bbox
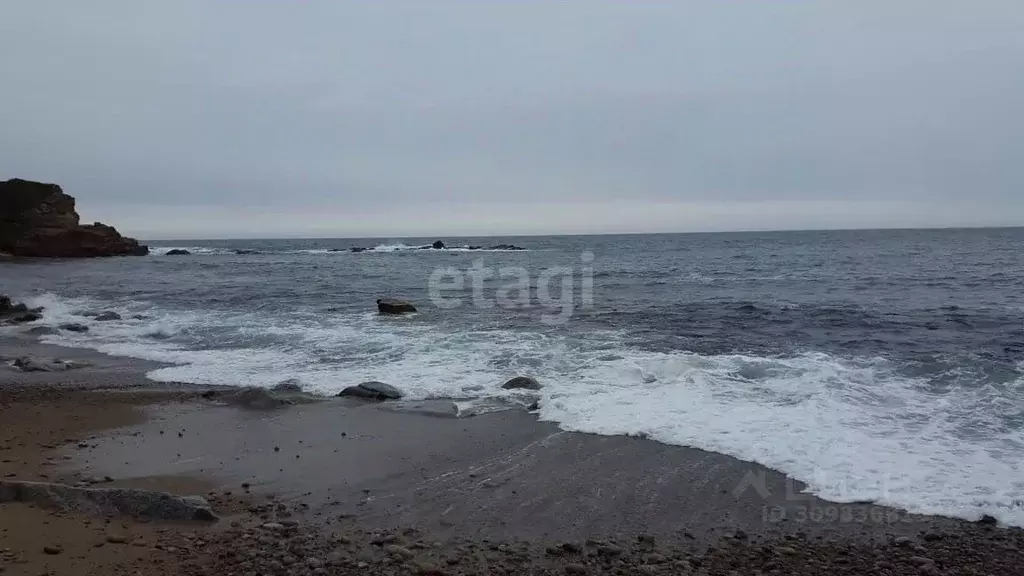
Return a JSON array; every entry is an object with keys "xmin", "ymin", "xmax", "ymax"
[{"xmin": 2, "ymin": 335, "xmax": 1023, "ymax": 575}]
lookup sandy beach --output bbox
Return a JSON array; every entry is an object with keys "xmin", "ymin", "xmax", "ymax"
[{"xmin": 1, "ymin": 334, "xmax": 1022, "ymax": 575}]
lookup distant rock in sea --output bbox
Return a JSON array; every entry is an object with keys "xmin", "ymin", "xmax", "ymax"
[
  {"xmin": 490, "ymin": 244, "xmax": 525, "ymax": 251},
  {"xmin": 377, "ymin": 298, "xmax": 417, "ymax": 314},
  {"xmin": 165, "ymin": 249, "xmax": 191, "ymax": 256},
  {"xmin": 0, "ymin": 178, "xmax": 148, "ymax": 257},
  {"xmin": 432, "ymin": 240, "xmax": 445, "ymax": 249}
]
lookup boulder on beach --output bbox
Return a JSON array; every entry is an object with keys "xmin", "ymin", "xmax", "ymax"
[
  {"xmin": 12, "ymin": 356, "xmax": 80, "ymax": 372},
  {"xmin": 0, "ymin": 480, "xmax": 216, "ymax": 521},
  {"xmin": 94, "ymin": 311, "xmax": 121, "ymax": 321},
  {"xmin": 337, "ymin": 381, "xmax": 403, "ymax": 401},
  {"xmin": 220, "ymin": 387, "xmax": 292, "ymax": 410},
  {"xmin": 432, "ymin": 240, "xmax": 445, "ymax": 249},
  {"xmin": 165, "ymin": 249, "xmax": 191, "ymax": 256},
  {"xmin": 502, "ymin": 376, "xmax": 542, "ymax": 390},
  {"xmin": 377, "ymin": 298, "xmax": 417, "ymax": 314},
  {"xmin": 0, "ymin": 179, "xmax": 148, "ymax": 257}
]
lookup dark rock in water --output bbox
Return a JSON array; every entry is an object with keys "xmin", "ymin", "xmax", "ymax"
[
  {"xmin": 27, "ymin": 326, "xmax": 58, "ymax": 336},
  {"xmin": 165, "ymin": 249, "xmax": 191, "ymax": 256},
  {"xmin": 489, "ymin": 244, "xmax": 525, "ymax": 251},
  {"xmin": 432, "ymin": 240, "xmax": 445, "ymax": 249},
  {"xmin": 377, "ymin": 298, "xmax": 417, "ymax": 314},
  {"xmin": 978, "ymin": 514, "xmax": 998, "ymax": 526},
  {"xmin": 58, "ymin": 323, "xmax": 89, "ymax": 333},
  {"xmin": 271, "ymin": 379, "xmax": 303, "ymax": 393},
  {"xmin": 0, "ymin": 179, "xmax": 148, "ymax": 257},
  {"xmin": 10, "ymin": 311, "xmax": 41, "ymax": 323},
  {"xmin": 131, "ymin": 314, "xmax": 149, "ymax": 320},
  {"xmin": 467, "ymin": 246, "xmax": 483, "ymax": 250},
  {"xmin": 338, "ymin": 381, "xmax": 403, "ymax": 401},
  {"xmin": 502, "ymin": 376, "xmax": 542, "ymax": 391},
  {"xmin": 233, "ymin": 249, "xmax": 259, "ymax": 255},
  {"xmin": 350, "ymin": 247, "xmax": 368, "ymax": 253},
  {"xmin": 0, "ymin": 295, "xmax": 42, "ymax": 325},
  {"xmin": 94, "ymin": 311, "xmax": 121, "ymax": 321}
]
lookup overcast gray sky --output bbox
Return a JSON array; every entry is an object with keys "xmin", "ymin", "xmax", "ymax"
[{"xmin": 2, "ymin": 1, "xmax": 1023, "ymax": 239}]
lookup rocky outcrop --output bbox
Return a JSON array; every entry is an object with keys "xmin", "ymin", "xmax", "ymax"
[
  {"xmin": 490, "ymin": 244, "xmax": 526, "ymax": 251},
  {"xmin": 377, "ymin": 298, "xmax": 417, "ymax": 314},
  {"xmin": 337, "ymin": 381, "xmax": 403, "ymax": 400},
  {"xmin": 165, "ymin": 249, "xmax": 191, "ymax": 256},
  {"xmin": 0, "ymin": 294, "xmax": 43, "ymax": 325},
  {"xmin": 432, "ymin": 240, "xmax": 446, "ymax": 249},
  {"xmin": 0, "ymin": 178, "xmax": 148, "ymax": 257}
]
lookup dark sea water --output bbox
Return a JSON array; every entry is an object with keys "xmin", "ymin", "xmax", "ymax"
[{"xmin": 3, "ymin": 228, "xmax": 1024, "ymax": 524}]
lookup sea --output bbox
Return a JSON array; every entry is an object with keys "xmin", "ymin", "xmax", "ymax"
[{"xmin": 3, "ymin": 228, "xmax": 1024, "ymax": 525}]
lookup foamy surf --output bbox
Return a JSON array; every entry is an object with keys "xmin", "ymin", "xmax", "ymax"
[{"xmin": 11, "ymin": 291, "xmax": 1024, "ymax": 527}]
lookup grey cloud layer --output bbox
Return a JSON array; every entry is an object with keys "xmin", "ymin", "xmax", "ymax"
[{"xmin": 2, "ymin": 1, "xmax": 1022, "ymax": 237}]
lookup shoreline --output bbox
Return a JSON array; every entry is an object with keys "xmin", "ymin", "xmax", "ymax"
[{"xmin": 3, "ymin": 336, "xmax": 1024, "ymax": 574}]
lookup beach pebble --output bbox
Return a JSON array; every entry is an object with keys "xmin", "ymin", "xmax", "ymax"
[
  {"xmin": 106, "ymin": 534, "xmax": 128, "ymax": 544},
  {"xmin": 565, "ymin": 564, "xmax": 587, "ymax": 575},
  {"xmin": 43, "ymin": 545, "xmax": 63, "ymax": 555},
  {"xmin": 385, "ymin": 544, "xmax": 415, "ymax": 560}
]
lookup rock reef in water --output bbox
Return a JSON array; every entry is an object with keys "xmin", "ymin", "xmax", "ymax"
[
  {"xmin": 0, "ymin": 178, "xmax": 148, "ymax": 257},
  {"xmin": 377, "ymin": 298, "xmax": 417, "ymax": 314}
]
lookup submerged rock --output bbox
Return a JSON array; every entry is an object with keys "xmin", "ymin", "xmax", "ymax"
[
  {"xmin": 338, "ymin": 381, "xmax": 403, "ymax": 401},
  {"xmin": 0, "ymin": 178, "xmax": 148, "ymax": 257},
  {"xmin": 501, "ymin": 376, "xmax": 542, "ymax": 391},
  {"xmin": 350, "ymin": 247, "xmax": 368, "ymax": 253},
  {"xmin": 165, "ymin": 249, "xmax": 191, "ymax": 256},
  {"xmin": 377, "ymin": 298, "xmax": 417, "ymax": 314},
  {"xmin": 94, "ymin": 311, "xmax": 121, "ymax": 321},
  {"xmin": 489, "ymin": 244, "xmax": 526, "ymax": 251},
  {"xmin": 233, "ymin": 249, "xmax": 259, "ymax": 255},
  {"xmin": 271, "ymin": 379, "xmax": 303, "ymax": 393},
  {"xmin": 58, "ymin": 323, "xmax": 89, "ymax": 333}
]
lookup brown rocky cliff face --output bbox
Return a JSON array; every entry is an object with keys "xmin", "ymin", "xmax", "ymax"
[{"xmin": 0, "ymin": 178, "xmax": 148, "ymax": 257}]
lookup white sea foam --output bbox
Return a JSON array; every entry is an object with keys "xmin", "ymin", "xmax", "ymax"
[{"xmin": 16, "ymin": 292, "xmax": 1024, "ymax": 527}]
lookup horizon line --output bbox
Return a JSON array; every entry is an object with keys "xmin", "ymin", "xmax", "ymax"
[{"xmin": 140, "ymin": 223, "xmax": 1024, "ymax": 242}]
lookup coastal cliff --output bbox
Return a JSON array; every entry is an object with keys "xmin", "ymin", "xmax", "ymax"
[{"xmin": 0, "ymin": 178, "xmax": 148, "ymax": 257}]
